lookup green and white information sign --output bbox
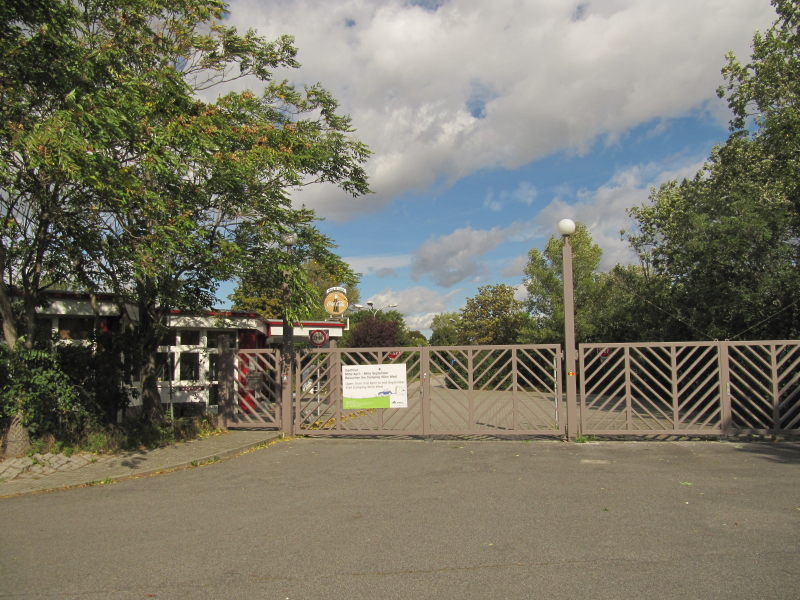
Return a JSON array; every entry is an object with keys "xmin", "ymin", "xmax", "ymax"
[{"xmin": 342, "ymin": 364, "xmax": 408, "ymax": 409}]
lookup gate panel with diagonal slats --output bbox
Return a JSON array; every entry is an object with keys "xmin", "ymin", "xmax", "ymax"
[
  {"xmin": 229, "ymin": 349, "xmax": 282, "ymax": 428},
  {"xmin": 294, "ymin": 345, "xmax": 563, "ymax": 436},
  {"xmin": 296, "ymin": 348, "xmax": 424, "ymax": 435},
  {"xmin": 228, "ymin": 340, "xmax": 799, "ymax": 437},
  {"xmin": 728, "ymin": 341, "xmax": 800, "ymax": 434},
  {"xmin": 427, "ymin": 346, "xmax": 563, "ymax": 435},
  {"xmin": 580, "ymin": 342, "xmax": 725, "ymax": 436},
  {"xmin": 579, "ymin": 341, "xmax": 800, "ymax": 436}
]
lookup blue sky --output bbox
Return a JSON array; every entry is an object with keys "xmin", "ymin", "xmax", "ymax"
[{"xmin": 215, "ymin": 0, "xmax": 777, "ymax": 333}]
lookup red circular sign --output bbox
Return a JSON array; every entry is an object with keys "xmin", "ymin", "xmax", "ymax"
[{"xmin": 309, "ymin": 329, "xmax": 328, "ymax": 347}]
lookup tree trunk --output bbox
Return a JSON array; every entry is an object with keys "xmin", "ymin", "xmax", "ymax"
[
  {"xmin": 140, "ymin": 348, "xmax": 162, "ymax": 421},
  {"xmin": 136, "ymin": 292, "xmax": 163, "ymax": 422},
  {"xmin": 22, "ymin": 289, "xmax": 38, "ymax": 349},
  {"xmin": 0, "ymin": 281, "xmax": 19, "ymax": 349}
]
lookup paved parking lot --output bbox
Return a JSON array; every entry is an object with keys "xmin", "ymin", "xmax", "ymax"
[{"xmin": 1, "ymin": 438, "xmax": 798, "ymax": 599}]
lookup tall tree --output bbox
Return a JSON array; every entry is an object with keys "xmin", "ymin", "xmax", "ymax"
[
  {"xmin": 628, "ymin": 0, "xmax": 800, "ymax": 340},
  {"xmin": 521, "ymin": 224, "xmax": 603, "ymax": 345},
  {"xmin": 0, "ymin": 0, "xmax": 371, "ymax": 419},
  {"xmin": 719, "ymin": 0, "xmax": 800, "ymax": 222},
  {"xmin": 429, "ymin": 312, "xmax": 460, "ymax": 346},
  {"xmin": 231, "ymin": 231, "xmax": 361, "ymax": 322},
  {"xmin": 457, "ymin": 284, "xmax": 527, "ymax": 345},
  {"xmin": 0, "ymin": 0, "xmax": 112, "ymax": 349}
]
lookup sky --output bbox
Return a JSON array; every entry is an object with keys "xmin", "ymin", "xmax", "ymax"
[{"xmin": 214, "ymin": 0, "xmax": 777, "ymax": 334}]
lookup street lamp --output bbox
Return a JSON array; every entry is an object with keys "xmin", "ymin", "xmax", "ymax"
[
  {"xmin": 352, "ymin": 301, "xmax": 398, "ymax": 315},
  {"xmin": 559, "ymin": 218, "xmax": 578, "ymax": 440}
]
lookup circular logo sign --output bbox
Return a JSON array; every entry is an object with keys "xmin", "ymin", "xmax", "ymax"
[
  {"xmin": 323, "ymin": 290, "xmax": 348, "ymax": 316},
  {"xmin": 309, "ymin": 329, "xmax": 328, "ymax": 347}
]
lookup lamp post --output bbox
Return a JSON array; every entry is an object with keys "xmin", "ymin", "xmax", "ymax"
[{"xmin": 558, "ymin": 218, "xmax": 578, "ymax": 441}]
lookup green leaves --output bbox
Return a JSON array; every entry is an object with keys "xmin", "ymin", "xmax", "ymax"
[
  {"xmin": 1, "ymin": 0, "xmax": 370, "ymax": 420},
  {"xmin": 522, "ymin": 223, "xmax": 604, "ymax": 344},
  {"xmin": 624, "ymin": 1, "xmax": 800, "ymax": 341},
  {"xmin": 457, "ymin": 284, "xmax": 527, "ymax": 345}
]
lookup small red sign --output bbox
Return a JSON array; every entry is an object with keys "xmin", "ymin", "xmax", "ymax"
[
  {"xmin": 387, "ymin": 351, "xmax": 401, "ymax": 360},
  {"xmin": 309, "ymin": 329, "xmax": 328, "ymax": 347}
]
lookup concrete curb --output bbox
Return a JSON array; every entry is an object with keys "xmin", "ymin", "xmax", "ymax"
[
  {"xmin": 0, "ymin": 430, "xmax": 284, "ymax": 498},
  {"xmin": 96, "ymin": 431, "xmax": 286, "ymax": 481}
]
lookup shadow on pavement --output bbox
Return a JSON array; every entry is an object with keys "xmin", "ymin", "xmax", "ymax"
[{"xmin": 731, "ymin": 441, "xmax": 800, "ymax": 464}]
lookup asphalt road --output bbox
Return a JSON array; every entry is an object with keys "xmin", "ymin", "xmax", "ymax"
[{"xmin": 1, "ymin": 438, "xmax": 798, "ymax": 599}]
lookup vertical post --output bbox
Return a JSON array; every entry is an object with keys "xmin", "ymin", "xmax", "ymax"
[
  {"xmin": 421, "ymin": 347, "xmax": 431, "ymax": 435},
  {"xmin": 280, "ymin": 350, "xmax": 293, "ymax": 436},
  {"xmin": 281, "ymin": 306, "xmax": 294, "ymax": 436},
  {"xmin": 331, "ymin": 345, "xmax": 342, "ymax": 432},
  {"xmin": 281, "ymin": 232, "xmax": 297, "ymax": 435},
  {"xmin": 671, "ymin": 346, "xmax": 679, "ymax": 430},
  {"xmin": 718, "ymin": 342, "xmax": 731, "ymax": 437},
  {"xmin": 280, "ymin": 233, "xmax": 297, "ymax": 436},
  {"xmin": 560, "ymin": 220, "xmax": 579, "ymax": 441},
  {"xmin": 770, "ymin": 344, "xmax": 780, "ymax": 435},
  {"xmin": 217, "ymin": 334, "xmax": 234, "ymax": 430},
  {"xmin": 511, "ymin": 348, "xmax": 519, "ymax": 431}
]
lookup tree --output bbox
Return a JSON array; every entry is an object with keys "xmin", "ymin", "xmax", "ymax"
[
  {"xmin": 231, "ymin": 239, "xmax": 361, "ymax": 322},
  {"xmin": 521, "ymin": 224, "xmax": 604, "ymax": 345},
  {"xmin": 628, "ymin": 1, "xmax": 800, "ymax": 340},
  {"xmin": 340, "ymin": 309, "xmax": 413, "ymax": 348},
  {"xmin": 347, "ymin": 317, "xmax": 403, "ymax": 348},
  {"xmin": 457, "ymin": 284, "xmax": 527, "ymax": 345},
  {"xmin": 628, "ymin": 138, "xmax": 799, "ymax": 340},
  {"xmin": 591, "ymin": 264, "xmax": 674, "ymax": 343},
  {"xmin": 719, "ymin": 0, "xmax": 800, "ymax": 222},
  {"xmin": 0, "ymin": 0, "xmax": 371, "ymax": 420},
  {"xmin": 405, "ymin": 329, "xmax": 429, "ymax": 347},
  {"xmin": 429, "ymin": 312, "xmax": 460, "ymax": 346},
  {"xmin": 0, "ymin": 0, "xmax": 111, "ymax": 349}
]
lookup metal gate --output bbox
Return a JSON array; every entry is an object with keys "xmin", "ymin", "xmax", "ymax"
[
  {"xmin": 225, "ymin": 344, "xmax": 563, "ymax": 436},
  {"xmin": 295, "ymin": 345, "xmax": 563, "ymax": 436},
  {"xmin": 578, "ymin": 340, "xmax": 800, "ymax": 436},
  {"xmin": 222, "ymin": 340, "xmax": 799, "ymax": 438},
  {"xmin": 225, "ymin": 349, "xmax": 283, "ymax": 429}
]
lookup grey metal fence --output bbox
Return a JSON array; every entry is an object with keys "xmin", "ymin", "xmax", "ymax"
[
  {"xmin": 293, "ymin": 344, "xmax": 563, "ymax": 436},
  {"xmin": 225, "ymin": 348, "xmax": 282, "ymax": 429},
  {"xmin": 221, "ymin": 340, "xmax": 799, "ymax": 438},
  {"xmin": 579, "ymin": 340, "xmax": 800, "ymax": 436}
]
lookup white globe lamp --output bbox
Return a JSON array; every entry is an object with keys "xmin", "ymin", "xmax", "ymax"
[{"xmin": 557, "ymin": 218, "xmax": 576, "ymax": 237}]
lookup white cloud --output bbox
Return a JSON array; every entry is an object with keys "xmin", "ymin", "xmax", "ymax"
[
  {"xmin": 411, "ymin": 225, "xmax": 514, "ymax": 286},
  {"xmin": 513, "ymin": 283, "xmax": 529, "ymax": 303},
  {"xmin": 225, "ymin": 0, "xmax": 774, "ymax": 219},
  {"xmin": 345, "ymin": 254, "xmax": 412, "ymax": 276},
  {"xmin": 404, "ymin": 312, "xmax": 439, "ymax": 332},
  {"xmin": 535, "ymin": 158, "xmax": 706, "ymax": 269},
  {"xmin": 501, "ymin": 254, "xmax": 529, "ymax": 278},
  {"xmin": 484, "ymin": 181, "xmax": 538, "ymax": 212},
  {"xmin": 364, "ymin": 286, "xmax": 460, "ymax": 331}
]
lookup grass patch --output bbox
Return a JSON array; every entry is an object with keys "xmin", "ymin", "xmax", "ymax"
[
  {"xmin": 87, "ymin": 477, "xmax": 114, "ymax": 486},
  {"xmin": 26, "ymin": 414, "xmax": 223, "ymax": 456},
  {"xmin": 190, "ymin": 456, "xmax": 221, "ymax": 467}
]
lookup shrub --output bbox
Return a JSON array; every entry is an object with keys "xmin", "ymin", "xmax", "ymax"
[{"xmin": 0, "ymin": 345, "xmax": 94, "ymax": 442}]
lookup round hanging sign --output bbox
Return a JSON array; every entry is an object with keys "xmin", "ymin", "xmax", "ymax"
[
  {"xmin": 309, "ymin": 329, "xmax": 328, "ymax": 347},
  {"xmin": 323, "ymin": 288, "xmax": 349, "ymax": 316}
]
